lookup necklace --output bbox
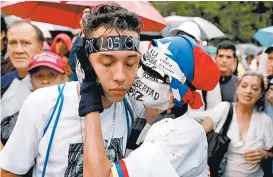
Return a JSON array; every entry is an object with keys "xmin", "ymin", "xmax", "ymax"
[{"xmin": 80, "ymin": 103, "xmax": 117, "ymax": 151}]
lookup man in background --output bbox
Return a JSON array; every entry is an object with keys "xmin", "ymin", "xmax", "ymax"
[
  {"xmin": 215, "ymin": 40, "xmax": 238, "ymax": 102},
  {"xmin": 1, "ymin": 20, "xmax": 44, "ymax": 147}
]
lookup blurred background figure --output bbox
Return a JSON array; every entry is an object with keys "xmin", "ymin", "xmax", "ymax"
[
  {"xmin": 215, "ymin": 40, "xmax": 238, "ymax": 103},
  {"xmin": 170, "ymin": 20, "xmax": 201, "ymax": 44},
  {"xmin": 50, "ymin": 33, "xmax": 73, "ymax": 80},
  {"xmin": 1, "ymin": 16, "xmax": 14, "ymax": 76},
  {"xmin": 28, "ymin": 51, "xmax": 67, "ymax": 90},
  {"xmin": 258, "ymin": 45, "xmax": 273, "ymax": 118}
]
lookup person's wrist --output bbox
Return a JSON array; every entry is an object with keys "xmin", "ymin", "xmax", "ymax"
[{"xmin": 78, "ymin": 80, "xmax": 103, "ymax": 117}]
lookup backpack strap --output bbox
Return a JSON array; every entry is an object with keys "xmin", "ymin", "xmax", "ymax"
[
  {"xmin": 221, "ymin": 103, "xmax": 233, "ymax": 136},
  {"xmin": 201, "ymin": 90, "xmax": 208, "ymax": 110},
  {"xmin": 41, "ymin": 83, "xmax": 66, "ymax": 177}
]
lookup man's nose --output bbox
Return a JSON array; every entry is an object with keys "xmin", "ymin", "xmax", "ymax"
[
  {"xmin": 222, "ymin": 57, "xmax": 227, "ymax": 63},
  {"xmin": 42, "ymin": 78, "xmax": 50, "ymax": 84},
  {"xmin": 13, "ymin": 43, "xmax": 25, "ymax": 53},
  {"xmin": 113, "ymin": 63, "xmax": 126, "ymax": 84}
]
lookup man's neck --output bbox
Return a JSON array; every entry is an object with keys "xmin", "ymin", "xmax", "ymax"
[
  {"xmin": 236, "ymin": 102, "xmax": 253, "ymax": 119},
  {"xmin": 221, "ymin": 71, "xmax": 232, "ymax": 77},
  {"xmin": 101, "ymin": 96, "xmax": 113, "ymax": 109},
  {"xmin": 17, "ymin": 69, "xmax": 28, "ymax": 79}
]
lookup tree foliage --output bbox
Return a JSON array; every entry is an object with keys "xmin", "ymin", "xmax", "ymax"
[{"xmin": 151, "ymin": 1, "xmax": 273, "ymax": 44}]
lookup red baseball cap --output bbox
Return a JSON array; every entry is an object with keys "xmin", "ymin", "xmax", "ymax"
[{"xmin": 28, "ymin": 51, "xmax": 65, "ymax": 73}]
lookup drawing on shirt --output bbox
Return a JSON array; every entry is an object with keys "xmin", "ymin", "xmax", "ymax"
[
  {"xmin": 64, "ymin": 137, "xmax": 123, "ymax": 177},
  {"xmin": 105, "ymin": 137, "xmax": 124, "ymax": 162}
]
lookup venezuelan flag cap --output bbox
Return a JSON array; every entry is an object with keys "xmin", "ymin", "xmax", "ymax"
[{"xmin": 149, "ymin": 35, "xmax": 221, "ymax": 109}]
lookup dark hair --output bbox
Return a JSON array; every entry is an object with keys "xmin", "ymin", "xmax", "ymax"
[
  {"xmin": 237, "ymin": 71, "xmax": 265, "ymax": 111},
  {"xmin": 82, "ymin": 4, "xmax": 143, "ymax": 36},
  {"xmin": 216, "ymin": 40, "xmax": 237, "ymax": 59},
  {"xmin": 8, "ymin": 20, "xmax": 44, "ymax": 44},
  {"xmin": 1, "ymin": 16, "xmax": 7, "ymax": 33}
]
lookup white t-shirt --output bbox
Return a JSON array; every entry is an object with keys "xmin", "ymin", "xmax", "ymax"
[
  {"xmin": 0, "ymin": 81, "xmax": 145, "ymax": 177},
  {"xmin": 209, "ymin": 102, "xmax": 273, "ymax": 177},
  {"xmin": 124, "ymin": 112, "xmax": 208, "ymax": 177}
]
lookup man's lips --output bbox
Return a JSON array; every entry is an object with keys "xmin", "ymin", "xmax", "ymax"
[{"xmin": 109, "ymin": 88, "xmax": 127, "ymax": 95}]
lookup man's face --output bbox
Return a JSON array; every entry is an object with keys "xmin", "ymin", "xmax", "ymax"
[
  {"xmin": 55, "ymin": 39, "xmax": 67, "ymax": 57},
  {"xmin": 7, "ymin": 23, "xmax": 43, "ymax": 70},
  {"xmin": 267, "ymin": 52, "xmax": 273, "ymax": 76},
  {"xmin": 31, "ymin": 66, "xmax": 65, "ymax": 90},
  {"xmin": 87, "ymin": 27, "xmax": 140, "ymax": 103},
  {"xmin": 215, "ymin": 49, "xmax": 236, "ymax": 76}
]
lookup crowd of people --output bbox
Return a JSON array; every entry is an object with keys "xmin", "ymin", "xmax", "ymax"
[{"xmin": 0, "ymin": 4, "xmax": 272, "ymax": 177}]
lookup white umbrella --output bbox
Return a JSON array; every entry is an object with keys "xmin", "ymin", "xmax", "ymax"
[{"xmin": 161, "ymin": 15, "xmax": 227, "ymax": 40}]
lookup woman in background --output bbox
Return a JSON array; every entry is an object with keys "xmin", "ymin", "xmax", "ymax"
[{"xmin": 202, "ymin": 72, "xmax": 273, "ymax": 177}]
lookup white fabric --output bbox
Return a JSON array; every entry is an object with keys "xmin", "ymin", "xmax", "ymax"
[
  {"xmin": 258, "ymin": 49, "xmax": 268, "ymax": 76},
  {"xmin": 188, "ymin": 83, "xmax": 222, "ymax": 123},
  {"xmin": 169, "ymin": 21, "xmax": 201, "ymax": 42},
  {"xmin": 124, "ymin": 113, "xmax": 208, "ymax": 177},
  {"xmin": 209, "ymin": 102, "xmax": 273, "ymax": 177},
  {"xmin": 128, "ymin": 67, "xmax": 173, "ymax": 110},
  {"xmin": 0, "ymin": 81, "xmax": 145, "ymax": 177},
  {"xmin": 1, "ymin": 74, "xmax": 32, "ymax": 120}
]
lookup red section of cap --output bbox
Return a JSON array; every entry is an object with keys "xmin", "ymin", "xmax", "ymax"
[
  {"xmin": 191, "ymin": 46, "xmax": 221, "ymax": 91},
  {"xmin": 28, "ymin": 51, "xmax": 65, "ymax": 73},
  {"xmin": 182, "ymin": 89, "xmax": 203, "ymax": 109}
]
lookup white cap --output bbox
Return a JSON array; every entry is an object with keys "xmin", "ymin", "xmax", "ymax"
[{"xmin": 169, "ymin": 21, "xmax": 201, "ymax": 42}]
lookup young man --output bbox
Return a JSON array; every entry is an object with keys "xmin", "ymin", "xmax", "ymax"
[
  {"xmin": 215, "ymin": 40, "xmax": 238, "ymax": 102},
  {"xmin": 0, "ymin": 4, "xmax": 144, "ymax": 177},
  {"xmin": 82, "ymin": 35, "xmax": 221, "ymax": 176},
  {"xmin": 28, "ymin": 51, "xmax": 67, "ymax": 90}
]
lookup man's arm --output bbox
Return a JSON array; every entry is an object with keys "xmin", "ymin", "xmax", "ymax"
[{"xmin": 84, "ymin": 112, "xmax": 112, "ymax": 177}]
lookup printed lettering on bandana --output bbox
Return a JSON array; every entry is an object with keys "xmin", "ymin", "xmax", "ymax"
[
  {"xmin": 84, "ymin": 36, "xmax": 140, "ymax": 55},
  {"xmin": 142, "ymin": 46, "xmax": 187, "ymax": 84}
]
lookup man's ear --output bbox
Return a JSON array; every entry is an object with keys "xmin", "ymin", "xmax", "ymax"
[{"xmin": 38, "ymin": 43, "xmax": 44, "ymax": 53}]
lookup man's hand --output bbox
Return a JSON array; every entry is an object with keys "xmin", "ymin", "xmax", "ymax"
[{"xmin": 76, "ymin": 40, "xmax": 104, "ymax": 117}]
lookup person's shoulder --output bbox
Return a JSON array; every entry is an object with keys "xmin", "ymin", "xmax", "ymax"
[
  {"xmin": 29, "ymin": 81, "xmax": 77, "ymax": 102},
  {"xmin": 24, "ymin": 84, "xmax": 60, "ymax": 105},
  {"xmin": 231, "ymin": 74, "xmax": 238, "ymax": 81},
  {"xmin": 1, "ymin": 70, "xmax": 18, "ymax": 88}
]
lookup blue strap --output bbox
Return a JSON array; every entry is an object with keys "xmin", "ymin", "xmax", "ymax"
[
  {"xmin": 43, "ymin": 84, "xmax": 66, "ymax": 136},
  {"xmin": 124, "ymin": 97, "xmax": 134, "ymax": 138},
  {"xmin": 41, "ymin": 83, "xmax": 66, "ymax": 177}
]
